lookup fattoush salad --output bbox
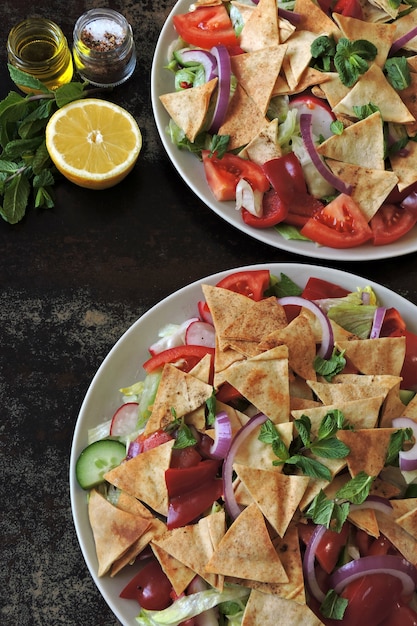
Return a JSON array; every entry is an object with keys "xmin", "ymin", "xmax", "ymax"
[
  {"xmin": 158, "ymin": 0, "xmax": 417, "ymax": 248},
  {"xmin": 75, "ymin": 269, "xmax": 417, "ymax": 626}
]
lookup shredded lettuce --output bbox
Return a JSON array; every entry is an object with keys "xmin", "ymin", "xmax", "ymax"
[
  {"xmin": 316, "ymin": 288, "xmax": 379, "ymax": 339},
  {"xmin": 275, "ymin": 222, "xmax": 311, "ymax": 241},
  {"xmin": 135, "ymin": 585, "xmax": 250, "ymax": 626},
  {"xmin": 137, "ymin": 371, "xmax": 162, "ymax": 427}
]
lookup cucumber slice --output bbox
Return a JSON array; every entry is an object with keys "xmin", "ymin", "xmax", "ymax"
[{"xmin": 75, "ymin": 439, "xmax": 126, "ymax": 490}]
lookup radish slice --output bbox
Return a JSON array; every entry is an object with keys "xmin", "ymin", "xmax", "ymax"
[
  {"xmin": 277, "ymin": 296, "xmax": 334, "ymax": 359},
  {"xmin": 185, "ymin": 320, "xmax": 216, "ymax": 348},
  {"xmin": 300, "ymin": 113, "xmax": 353, "ymax": 195},
  {"xmin": 290, "ymin": 94, "xmax": 335, "ymax": 140},
  {"xmin": 149, "ymin": 317, "xmax": 199, "ymax": 355},
  {"xmin": 209, "ymin": 45, "xmax": 231, "ymax": 133},
  {"xmin": 392, "ymin": 417, "xmax": 417, "ymax": 471},
  {"xmin": 198, "ymin": 300, "xmax": 214, "ymax": 325},
  {"xmin": 110, "ymin": 402, "xmax": 139, "ymax": 436}
]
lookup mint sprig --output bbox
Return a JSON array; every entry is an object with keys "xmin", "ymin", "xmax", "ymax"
[
  {"xmin": 0, "ymin": 65, "xmax": 98, "ymax": 224},
  {"xmin": 334, "ymin": 38, "xmax": 377, "ymax": 87}
]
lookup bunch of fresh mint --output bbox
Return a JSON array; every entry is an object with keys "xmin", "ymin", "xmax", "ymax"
[{"xmin": 0, "ymin": 65, "xmax": 90, "ymax": 224}]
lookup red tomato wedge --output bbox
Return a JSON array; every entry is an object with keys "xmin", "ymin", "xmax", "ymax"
[
  {"xmin": 370, "ymin": 204, "xmax": 417, "ymax": 246},
  {"xmin": 300, "ymin": 194, "xmax": 373, "ymax": 248},
  {"xmin": 216, "ymin": 269, "xmax": 270, "ymax": 300},
  {"xmin": 202, "ymin": 151, "xmax": 269, "ymax": 202},
  {"xmin": 172, "ymin": 6, "xmax": 239, "ymax": 50},
  {"xmin": 333, "ymin": 0, "xmax": 364, "ymax": 19},
  {"xmin": 120, "ymin": 557, "xmax": 173, "ymax": 610}
]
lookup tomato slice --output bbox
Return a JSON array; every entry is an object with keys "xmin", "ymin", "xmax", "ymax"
[
  {"xmin": 302, "ymin": 276, "xmax": 350, "ymax": 300},
  {"xmin": 172, "ymin": 6, "xmax": 239, "ymax": 50},
  {"xmin": 333, "ymin": 0, "xmax": 363, "ymax": 19},
  {"xmin": 340, "ymin": 574, "xmax": 403, "ymax": 626},
  {"xmin": 242, "ymin": 188, "xmax": 288, "ymax": 228},
  {"xmin": 166, "ymin": 459, "xmax": 220, "ymax": 498},
  {"xmin": 298, "ymin": 521, "xmax": 350, "ymax": 574},
  {"xmin": 284, "ymin": 194, "xmax": 324, "ymax": 227},
  {"xmin": 143, "ymin": 345, "xmax": 214, "ymax": 377},
  {"xmin": 120, "ymin": 557, "xmax": 173, "ymax": 610},
  {"xmin": 216, "ymin": 269, "xmax": 270, "ymax": 300},
  {"xmin": 167, "ymin": 478, "xmax": 223, "ymax": 529},
  {"xmin": 202, "ymin": 151, "xmax": 269, "ymax": 202},
  {"xmin": 380, "ymin": 602, "xmax": 417, "ymax": 626},
  {"xmin": 370, "ymin": 204, "xmax": 417, "ymax": 246},
  {"xmin": 300, "ymin": 193, "xmax": 373, "ymax": 248}
]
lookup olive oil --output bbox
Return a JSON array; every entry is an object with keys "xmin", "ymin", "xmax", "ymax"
[{"xmin": 7, "ymin": 18, "xmax": 73, "ymax": 92}]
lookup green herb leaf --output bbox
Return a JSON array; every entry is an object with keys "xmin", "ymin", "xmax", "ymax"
[
  {"xmin": 54, "ymin": 81, "xmax": 89, "ymax": 108},
  {"xmin": 311, "ymin": 35, "xmax": 337, "ymax": 72},
  {"xmin": 320, "ymin": 589, "xmax": 349, "ymax": 620},
  {"xmin": 384, "ymin": 56, "xmax": 411, "ymax": 90},
  {"xmin": 1, "ymin": 173, "xmax": 31, "ymax": 224},
  {"xmin": 259, "ymin": 420, "xmax": 290, "ymax": 461},
  {"xmin": 352, "ymin": 102, "xmax": 380, "ymax": 120},
  {"xmin": 294, "ymin": 414, "xmax": 311, "ymax": 447},
  {"xmin": 330, "ymin": 119, "xmax": 344, "ymax": 135},
  {"xmin": 8, "ymin": 63, "xmax": 51, "ymax": 94},
  {"xmin": 173, "ymin": 420, "xmax": 198, "ymax": 449},
  {"xmin": 209, "ymin": 134, "xmax": 230, "ymax": 158},
  {"xmin": 206, "ymin": 390, "xmax": 217, "ymax": 427},
  {"xmin": 305, "ymin": 490, "xmax": 350, "ymax": 531},
  {"xmin": 265, "ymin": 272, "xmax": 303, "ymax": 297},
  {"xmin": 310, "ymin": 437, "xmax": 351, "ymax": 459},
  {"xmin": 334, "ymin": 38, "xmax": 377, "ymax": 87},
  {"xmin": 285, "ymin": 455, "xmax": 332, "ymax": 481},
  {"xmin": 386, "ymin": 427, "xmax": 413, "ymax": 465},
  {"xmin": 335, "ymin": 471, "xmax": 374, "ymax": 504},
  {"xmin": 314, "ymin": 348, "xmax": 346, "ymax": 381}
]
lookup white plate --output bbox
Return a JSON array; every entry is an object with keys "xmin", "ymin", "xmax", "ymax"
[
  {"xmin": 70, "ymin": 262, "xmax": 417, "ymax": 625},
  {"xmin": 150, "ymin": 0, "xmax": 417, "ymax": 261}
]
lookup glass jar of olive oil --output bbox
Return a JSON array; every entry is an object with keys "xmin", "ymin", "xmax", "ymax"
[{"xmin": 7, "ymin": 18, "xmax": 73, "ymax": 92}]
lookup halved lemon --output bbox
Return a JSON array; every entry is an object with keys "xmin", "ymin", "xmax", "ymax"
[{"xmin": 45, "ymin": 98, "xmax": 142, "ymax": 190}]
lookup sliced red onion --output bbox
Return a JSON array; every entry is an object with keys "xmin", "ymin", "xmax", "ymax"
[
  {"xmin": 209, "ymin": 411, "xmax": 232, "ymax": 459},
  {"xmin": 223, "ymin": 412, "xmax": 268, "ymax": 520},
  {"xmin": 235, "ymin": 178, "xmax": 264, "ymax": 217},
  {"xmin": 179, "ymin": 49, "xmax": 218, "ymax": 81},
  {"xmin": 392, "ymin": 416, "xmax": 417, "ymax": 471},
  {"xmin": 361, "ymin": 291, "xmax": 371, "ymax": 305},
  {"xmin": 278, "ymin": 7, "xmax": 302, "ymax": 24},
  {"xmin": 300, "ymin": 113, "xmax": 353, "ymax": 195},
  {"xmin": 185, "ymin": 320, "xmax": 216, "ymax": 348},
  {"xmin": 127, "ymin": 439, "xmax": 142, "ymax": 460},
  {"xmin": 209, "ymin": 45, "xmax": 231, "ymax": 133},
  {"xmin": 389, "ymin": 26, "xmax": 417, "ymax": 55},
  {"xmin": 303, "ymin": 524, "xmax": 327, "ymax": 603},
  {"xmin": 331, "ymin": 555, "xmax": 417, "ymax": 597},
  {"xmin": 370, "ymin": 307, "xmax": 387, "ymax": 339},
  {"xmin": 277, "ymin": 296, "xmax": 334, "ymax": 359},
  {"xmin": 350, "ymin": 495, "xmax": 393, "ymax": 516},
  {"xmin": 110, "ymin": 402, "xmax": 139, "ymax": 436}
]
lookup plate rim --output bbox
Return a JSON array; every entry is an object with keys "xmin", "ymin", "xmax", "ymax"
[
  {"xmin": 150, "ymin": 0, "xmax": 417, "ymax": 262},
  {"xmin": 70, "ymin": 261, "xmax": 417, "ymax": 625}
]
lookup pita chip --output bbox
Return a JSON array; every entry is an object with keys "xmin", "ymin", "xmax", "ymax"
[
  {"xmin": 202, "ymin": 284, "xmax": 254, "ymax": 351},
  {"xmin": 319, "ymin": 72, "xmax": 351, "ymax": 109},
  {"xmin": 337, "ymin": 428, "xmax": 398, "ymax": 477},
  {"xmin": 396, "ymin": 505, "xmax": 417, "ymax": 540},
  {"xmin": 282, "ymin": 30, "xmax": 317, "ymax": 91},
  {"xmin": 294, "ymin": 0, "xmax": 341, "ymax": 37},
  {"xmin": 231, "ymin": 46, "xmax": 287, "ymax": 115},
  {"xmin": 239, "ymin": 0, "xmax": 279, "ymax": 51},
  {"xmin": 242, "ymin": 589, "xmax": 324, "ymax": 626},
  {"xmin": 104, "ymin": 439, "xmax": 174, "ymax": 516},
  {"xmin": 332, "ymin": 13, "xmax": 396, "ymax": 67},
  {"xmin": 88, "ymin": 489, "xmax": 151, "ymax": 577},
  {"xmin": 239, "ymin": 118, "xmax": 282, "ymax": 165},
  {"xmin": 325, "ymin": 474, "xmax": 379, "ymax": 537},
  {"xmin": 205, "ymin": 503, "xmax": 289, "ymax": 583},
  {"xmin": 317, "ymin": 112, "xmax": 385, "ymax": 170},
  {"xmin": 333, "ymin": 64, "xmax": 415, "ymax": 124},
  {"xmin": 224, "ymin": 347, "xmax": 290, "ymax": 423},
  {"xmin": 218, "ymin": 84, "xmax": 268, "ymax": 150},
  {"xmin": 222, "ymin": 296, "xmax": 287, "ymax": 344},
  {"xmin": 307, "ymin": 379, "xmax": 389, "ymax": 406},
  {"xmin": 144, "ymin": 364, "xmax": 213, "ymax": 435},
  {"xmin": 159, "ymin": 78, "xmax": 218, "ymax": 142},
  {"xmin": 235, "ymin": 464, "xmax": 309, "ymax": 537},
  {"xmin": 390, "ymin": 139, "xmax": 417, "ymax": 192},
  {"xmin": 326, "ymin": 160, "xmax": 398, "ymax": 221},
  {"xmin": 376, "ymin": 509, "xmax": 417, "ymax": 566},
  {"xmin": 151, "ymin": 543, "xmax": 196, "ymax": 596},
  {"xmin": 335, "ymin": 336, "xmax": 406, "ymax": 376},
  {"xmin": 393, "ymin": 11, "xmax": 417, "ymax": 52},
  {"xmin": 233, "ymin": 420, "xmax": 293, "ymax": 471},
  {"xmin": 292, "ymin": 395, "xmax": 384, "ymax": 430}
]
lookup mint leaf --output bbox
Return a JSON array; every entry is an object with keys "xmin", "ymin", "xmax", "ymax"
[
  {"xmin": 55, "ymin": 81, "xmax": 89, "ymax": 108},
  {"xmin": 265, "ymin": 273, "xmax": 303, "ymax": 297},
  {"xmin": 386, "ymin": 427, "xmax": 413, "ymax": 466},
  {"xmin": 321, "ymin": 589, "xmax": 348, "ymax": 620},
  {"xmin": 206, "ymin": 391, "xmax": 217, "ymax": 427},
  {"xmin": 1, "ymin": 173, "xmax": 30, "ymax": 224},
  {"xmin": 173, "ymin": 420, "xmax": 198, "ymax": 449},
  {"xmin": 310, "ymin": 437, "xmax": 350, "ymax": 459},
  {"xmin": 334, "ymin": 38, "xmax": 377, "ymax": 87},
  {"xmin": 294, "ymin": 414, "xmax": 311, "ymax": 447},
  {"xmin": 384, "ymin": 56, "xmax": 411, "ymax": 90},
  {"xmin": 305, "ymin": 490, "xmax": 350, "ymax": 531},
  {"xmin": 8, "ymin": 63, "xmax": 51, "ymax": 94},
  {"xmin": 311, "ymin": 35, "xmax": 337, "ymax": 72},
  {"xmin": 314, "ymin": 348, "xmax": 346, "ymax": 381},
  {"xmin": 352, "ymin": 102, "xmax": 380, "ymax": 120},
  {"xmin": 285, "ymin": 455, "xmax": 332, "ymax": 481},
  {"xmin": 335, "ymin": 471, "xmax": 373, "ymax": 504},
  {"xmin": 209, "ymin": 134, "xmax": 230, "ymax": 158}
]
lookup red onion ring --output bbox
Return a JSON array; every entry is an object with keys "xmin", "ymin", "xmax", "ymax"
[
  {"xmin": 209, "ymin": 45, "xmax": 231, "ymax": 133},
  {"xmin": 209, "ymin": 411, "xmax": 232, "ymax": 459},
  {"xmin": 350, "ymin": 495, "xmax": 393, "ymax": 516},
  {"xmin": 370, "ymin": 307, "xmax": 387, "ymax": 339},
  {"xmin": 389, "ymin": 25, "xmax": 417, "ymax": 55},
  {"xmin": 179, "ymin": 49, "xmax": 218, "ymax": 82},
  {"xmin": 392, "ymin": 416, "xmax": 417, "ymax": 471},
  {"xmin": 277, "ymin": 296, "xmax": 334, "ymax": 359},
  {"xmin": 300, "ymin": 113, "xmax": 353, "ymax": 195},
  {"xmin": 303, "ymin": 524, "xmax": 327, "ymax": 603},
  {"xmin": 331, "ymin": 554, "xmax": 417, "ymax": 597},
  {"xmin": 223, "ymin": 412, "xmax": 268, "ymax": 520}
]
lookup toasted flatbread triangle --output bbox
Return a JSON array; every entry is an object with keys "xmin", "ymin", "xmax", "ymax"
[
  {"xmin": 326, "ymin": 159, "xmax": 398, "ymax": 221},
  {"xmin": 396, "ymin": 506, "xmax": 417, "ymax": 540},
  {"xmin": 88, "ymin": 489, "xmax": 151, "ymax": 577},
  {"xmin": 231, "ymin": 46, "xmax": 287, "ymax": 115},
  {"xmin": 317, "ymin": 112, "xmax": 385, "ymax": 170},
  {"xmin": 151, "ymin": 543, "xmax": 195, "ymax": 596},
  {"xmin": 394, "ymin": 12, "xmax": 417, "ymax": 53},
  {"xmin": 294, "ymin": 0, "xmax": 341, "ymax": 36},
  {"xmin": 202, "ymin": 284, "xmax": 254, "ymax": 351},
  {"xmin": 239, "ymin": 118, "xmax": 282, "ymax": 164},
  {"xmin": 333, "ymin": 64, "xmax": 415, "ymax": 124},
  {"xmin": 205, "ymin": 503, "xmax": 289, "ymax": 582},
  {"xmin": 218, "ymin": 83, "xmax": 268, "ymax": 150},
  {"xmin": 241, "ymin": 588, "xmax": 324, "ymax": 626},
  {"xmin": 153, "ymin": 510, "xmax": 226, "ymax": 589},
  {"xmin": 159, "ymin": 78, "xmax": 218, "ymax": 142},
  {"xmin": 144, "ymin": 363, "xmax": 213, "ymax": 435},
  {"xmin": 104, "ymin": 439, "xmax": 174, "ymax": 515},
  {"xmin": 222, "ymin": 296, "xmax": 287, "ymax": 343},
  {"xmin": 337, "ymin": 428, "xmax": 397, "ymax": 477},
  {"xmin": 335, "ymin": 336, "xmax": 406, "ymax": 376},
  {"xmin": 235, "ymin": 464, "xmax": 309, "ymax": 537},
  {"xmin": 240, "ymin": 0, "xmax": 279, "ymax": 51},
  {"xmin": 291, "ymin": 395, "xmax": 384, "ymax": 430},
  {"xmin": 390, "ymin": 138, "xmax": 417, "ymax": 191},
  {"xmin": 333, "ymin": 14, "xmax": 396, "ymax": 67},
  {"xmin": 224, "ymin": 349, "xmax": 290, "ymax": 423}
]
